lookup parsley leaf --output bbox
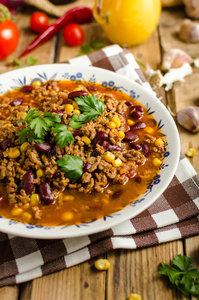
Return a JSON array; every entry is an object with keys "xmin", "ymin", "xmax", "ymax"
[
  {"xmin": 17, "ymin": 108, "xmax": 61, "ymax": 144},
  {"xmin": 158, "ymin": 255, "xmax": 199, "ymax": 298},
  {"xmin": 51, "ymin": 124, "xmax": 74, "ymax": 148},
  {"xmin": 69, "ymin": 95, "xmax": 105, "ymax": 129},
  {"xmin": 56, "ymin": 155, "xmax": 83, "ymax": 180},
  {"xmin": 26, "ymin": 56, "xmax": 38, "ymax": 66},
  {"xmin": 81, "ymin": 45, "xmax": 92, "ymax": 54}
]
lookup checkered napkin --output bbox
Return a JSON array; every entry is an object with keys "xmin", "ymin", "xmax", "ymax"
[{"xmin": 0, "ymin": 45, "xmax": 198, "ymax": 287}]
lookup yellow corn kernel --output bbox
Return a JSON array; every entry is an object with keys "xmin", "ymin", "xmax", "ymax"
[
  {"xmin": 104, "ymin": 151, "xmax": 115, "ymax": 163},
  {"xmin": 94, "ymin": 259, "xmax": 111, "ymax": 270},
  {"xmin": 144, "ymin": 126, "xmax": 154, "ymax": 134},
  {"xmin": 73, "ymin": 87, "xmax": 81, "ymax": 91},
  {"xmin": 73, "ymin": 109, "xmax": 80, "ymax": 116},
  {"xmin": 8, "ymin": 148, "xmax": 20, "ymax": 159},
  {"xmin": 186, "ymin": 148, "xmax": 196, "ymax": 158},
  {"xmin": 22, "ymin": 203, "xmax": 30, "ymax": 210},
  {"xmin": 20, "ymin": 142, "xmax": 30, "ymax": 152},
  {"xmin": 17, "ymin": 112, "xmax": 27, "ymax": 119},
  {"xmin": 3, "ymin": 123, "xmax": 12, "ymax": 127},
  {"xmin": 112, "ymin": 116, "xmax": 121, "ymax": 128},
  {"xmin": 82, "ymin": 136, "xmax": 91, "ymax": 145},
  {"xmin": 36, "ymin": 169, "xmax": 45, "ymax": 178},
  {"xmin": 107, "ymin": 121, "xmax": 116, "ymax": 129},
  {"xmin": 127, "ymin": 119, "xmax": 135, "ymax": 126},
  {"xmin": 118, "ymin": 130, "xmax": 125, "ymax": 140},
  {"xmin": 68, "ymin": 126, "xmax": 75, "ymax": 131},
  {"xmin": 11, "ymin": 207, "xmax": 23, "ymax": 216},
  {"xmin": 128, "ymin": 293, "xmax": 142, "ymax": 300},
  {"xmin": 112, "ymin": 158, "xmax": 123, "ymax": 168},
  {"xmin": 63, "ymin": 195, "xmax": 75, "ymax": 201},
  {"xmin": 30, "ymin": 194, "xmax": 40, "ymax": 206},
  {"xmin": 32, "ymin": 80, "xmax": 41, "ymax": 87},
  {"xmin": 152, "ymin": 158, "xmax": 162, "ymax": 167},
  {"xmin": 155, "ymin": 138, "xmax": 164, "ymax": 147},
  {"xmin": 61, "ymin": 212, "xmax": 74, "ymax": 221},
  {"xmin": 22, "ymin": 212, "xmax": 32, "ymax": 222},
  {"xmin": 72, "ymin": 101, "xmax": 79, "ymax": 109},
  {"xmin": 65, "ymin": 104, "xmax": 74, "ymax": 113}
]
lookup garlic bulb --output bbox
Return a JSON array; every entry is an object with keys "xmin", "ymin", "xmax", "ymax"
[
  {"xmin": 179, "ymin": 19, "xmax": 199, "ymax": 43},
  {"xmin": 176, "ymin": 106, "xmax": 199, "ymax": 132},
  {"xmin": 161, "ymin": 48, "xmax": 193, "ymax": 70},
  {"xmin": 183, "ymin": 0, "xmax": 199, "ymax": 19}
]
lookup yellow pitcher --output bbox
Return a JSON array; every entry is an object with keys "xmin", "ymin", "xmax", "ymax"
[{"xmin": 93, "ymin": 0, "xmax": 162, "ymax": 46}]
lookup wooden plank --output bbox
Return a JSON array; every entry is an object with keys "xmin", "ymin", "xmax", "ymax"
[
  {"xmin": 20, "ymin": 260, "xmax": 106, "ymax": 300},
  {"xmin": 106, "ymin": 242, "xmax": 187, "ymax": 300},
  {"xmin": 159, "ymin": 7, "xmax": 199, "ymax": 58},
  {"xmin": 0, "ymin": 285, "xmax": 19, "ymax": 300}
]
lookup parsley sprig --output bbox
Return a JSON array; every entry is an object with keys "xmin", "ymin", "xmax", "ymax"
[
  {"xmin": 158, "ymin": 255, "xmax": 199, "ymax": 298},
  {"xmin": 17, "ymin": 108, "xmax": 74, "ymax": 149},
  {"xmin": 57, "ymin": 155, "xmax": 83, "ymax": 180},
  {"xmin": 69, "ymin": 95, "xmax": 105, "ymax": 129}
]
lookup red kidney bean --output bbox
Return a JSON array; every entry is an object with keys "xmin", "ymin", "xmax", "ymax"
[
  {"xmin": 35, "ymin": 142, "xmax": 52, "ymax": 154},
  {"xmin": 125, "ymin": 101, "xmax": 134, "ymax": 107},
  {"xmin": 71, "ymin": 129, "xmax": 83, "ymax": 137},
  {"xmin": 51, "ymin": 110, "xmax": 64, "ymax": 117},
  {"xmin": 130, "ymin": 122, "xmax": 146, "ymax": 131},
  {"xmin": 108, "ymin": 144, "xmax": 123, "ymax": 151},
  {"xmin": 86, "ymin": 85, "xmax": 97, "ymax": 91},
  {"xmin": 39, "ymin": 182, "xmax": 54, "ymax": 205},
  {"xmin": 0, "ymin": 195, "xmax": 7, "ymax": 208},
  {"xmin": 134, "ymin": 176, "xmax": 142, "ymax": 183},
  {"xmin": 125, "ymin": 132, "xmax": 139, "ymax": 142},
  {"xmin": 53, "ymin": 172, "xmax": 61, "ymax": 179},
  {"xmin": 130, "ymin": 110, "xmax": 143, "ymax": 120},
  {"xmin": 10, "ymin": 97, "xmax": 23, "ymax": 106},
  {"xmin": 130, "ymin": 142, "xmax": 142, "ymax": 151},
  {"xmin": 23, "ymin": 172, "xmax": 34, "ymax": 195},
  {"xmin": 98, "ymin": 140, "xmax": 109, "ymax": 151},
  {"xmin": 0, "ymin": 152, "xmax": 4, "ymax": 159},
  {"xmin": 93, "ymin": 132, "xmax": 108, "ymax": 145},
  {"xmin": 133, "ymin": 105, "xmax": 144, "ymax": 112},
  {"xmin": 83, "ymin": 163, "xmax": 92, "ymax": 172},
  {"xmin": 43, "ymin": 83, "xmax": 49, "ymax": 89},
  {"xmin": 112, "ymin": 190, "xmax": 123, "ymax": 199},
  {"xmin": 22, "ymin": 85, "xmax": 33, "ymax": 93},
  {"xmin": 0, "ymin": 139, "xmax": 12, "ymax": 150},
  {"xmin": 120, "ymin": 111, "xmax": 127, "ymax": 119},
  {"xmin": 68, "ymin": 90, "xmax": 89, "ymax": 99},
  {"xmin": 141, "ymin": 142, "xmax": 150, "ymax": 157}
]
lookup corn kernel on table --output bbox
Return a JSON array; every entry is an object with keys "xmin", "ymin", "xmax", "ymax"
[{"xmin": 0, "ymin": 1, "xmax": 198, "ymax": 299}]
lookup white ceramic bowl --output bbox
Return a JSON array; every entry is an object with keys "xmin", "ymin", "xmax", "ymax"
[{"xmin": 0, "ymin": 64, "xmax": 180, "ymax": 239}]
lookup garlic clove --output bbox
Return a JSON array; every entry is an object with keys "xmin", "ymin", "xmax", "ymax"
[
  {"xmin": 161, "ymin": 48, "xmax": 193, "ymax": 70},
  {"xmin": 179, "ymin": 19, "xmax": 199, "ymax": 43},
  {"xmin": 183, "ymin": 0, "xmax": 199, "ymax": 19},
  {"xmin": 161, "ymin": 62, "xmax": 192, "ymax": 91},
  {"xmin": 176, "ymin": 106, "xmax": 199, "ymax": 132}
]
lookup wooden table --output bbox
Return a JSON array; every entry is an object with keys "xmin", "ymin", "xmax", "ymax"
[{"xmin": 0, "ymin": 1, "xmax": 198, "ymax": 299}]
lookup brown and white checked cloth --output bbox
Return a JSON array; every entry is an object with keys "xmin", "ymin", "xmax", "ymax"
[{"xmin": 0, "ymin": 45, "xmax": 199, "ymax": 286}]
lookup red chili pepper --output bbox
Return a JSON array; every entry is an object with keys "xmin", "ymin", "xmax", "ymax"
[{"xmin": 19, "ymin": 6, "xmax": 93, "ymax": 58}]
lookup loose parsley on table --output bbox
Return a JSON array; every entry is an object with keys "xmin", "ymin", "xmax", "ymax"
[
  {"xmin": 69, "ymin": 95, "xmax": 105, "ymax": 129},
  {"xmin": 56, "ymin": 155, "xmax": 83, "ymax": 180},
  {"xmin": 158, "ymin": 254, "xmax": 199, "ymax": 298}
]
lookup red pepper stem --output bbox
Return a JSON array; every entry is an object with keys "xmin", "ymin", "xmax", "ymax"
[{"xmin": 19, "ymin": 6, "xmax": 93, "ymax": 58}]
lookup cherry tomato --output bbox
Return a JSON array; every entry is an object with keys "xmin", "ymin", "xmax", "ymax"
[
  {"xmin": 30, "ymin": 12, "xmax": 49, "ymax": 33},
  {"xmin": 63, "ymin": 23, "xmax": 84, "ymax": 47},
  {"xmin": 0, "ymin": 19, "xmax": 19, "ymax": 60}
]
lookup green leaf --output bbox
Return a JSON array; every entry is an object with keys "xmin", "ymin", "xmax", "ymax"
[
  {"xmin": 11, "ymin": 58, "xmax": 23, "ymax": 68},
  {"xmin": 51, "ymin": 124, "xmax": 74, "ymax": 148},
  {"xmin": 81, "ymin": 45, "xmax": 92, "ymax": 54},
  {"xmin": 29, "ymin": 117, "xmax": 48, "ymax": 139},
  {"xmin": 68, "ymin": 114, "xmax": 84, "ymax": 130},
  {"xmin": 26, "ymin": 56, "xmax": 39, "ymax": 66},
  {"xmin": 17, "ymin": 127, "xmax": 29, "ymax": 144},
  {"xmin": 25, "ymin": 108, "xmax": 41, "ymax": 123},
  {"xmin": 135, "ymin": 59, "xmax": 146, "ymax": 68},
  {"xmin": 57, "ymin": 155, "xmax": 83, "ymax": 180},
  {"xmin": 173, "ymin": 255, "xmax": 193, "ymax": 271},
  {"xmin": 90, "ymin": 40, "xmax": 106, "ymax": 50}
]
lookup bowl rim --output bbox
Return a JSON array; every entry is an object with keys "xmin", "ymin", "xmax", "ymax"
[{"xmin": 0, "ymin": 64, "xmax": 180, "ymax": 239}]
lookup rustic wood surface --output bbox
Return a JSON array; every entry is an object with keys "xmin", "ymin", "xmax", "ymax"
[{"xmin": 0, "ymin": 1, "xmax": 198, "ymax": 299}]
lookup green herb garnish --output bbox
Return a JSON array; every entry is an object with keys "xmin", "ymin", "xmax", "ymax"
[
  {"xmin": 56, "ymin": 155, "xmax": 83, "ymax": 180},
  {"xmin": 11, "ymin": 56, "xmax": 39, "ymax": 68},
  {"xmin": 81, "ymin": 45, "xmax": 92, "ymax": 54},
  {"xmin": 69, "ymin": 95, "xmax": 105, "ymax": 129},
  {"xmin": 158, "ymin": 255, "xmax": 199, "ymax": 298},
  {"xmin": 81, "ymin": 40, "xmax": 106, "ymax": 54},
  {"xmin": 17, "ymin": 108, "xmax": 61, "ymax": 144},
  {"xmin": 26, "ymin": 56, "xmax": 39, "ymax": 66},
  {"xmin": 51, "ymin": 124, "xmax": 74, "ymax": 149}
]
